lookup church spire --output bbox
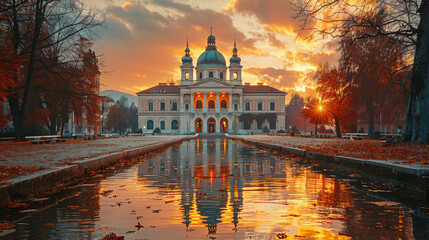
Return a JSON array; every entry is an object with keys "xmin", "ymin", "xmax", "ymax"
[
  {"xmin": 233, "ymin": 38, "xmax": 238, "ymax": 57},
  {"xmin": 181, "ymin": 38, "xmax": 192, "ymax": 64},
  {"xmin": 185, "ymin": 38, "xmax": 190, "ymax": 56},
  {"xmin": 230, "ymin": 39, "xmax": 241, "ymax": 65}
]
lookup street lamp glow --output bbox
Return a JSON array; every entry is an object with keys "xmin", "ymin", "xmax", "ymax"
[{"xmin": 318, "ymin": 105, "xmax": 323, "ymax": 111}]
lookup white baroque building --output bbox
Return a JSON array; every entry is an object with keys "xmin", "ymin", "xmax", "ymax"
[{"xmin": 137, "ymin": 32, "xmax": 286, "ymax": 134}]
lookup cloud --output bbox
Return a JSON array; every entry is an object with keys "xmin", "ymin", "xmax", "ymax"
[
  {"xmin": 224, "ymin": 0, "xmax": 301, "ymax": 35},
  {"xmin": 96, "ymin": 0, "xmax": 255, "ymax": 93},
  {"xmin": 245, "ymin": 67, "xmax": 305, "ymax": 88},
  {"xmin": 283, "ymin": 50, "xmax": 340, "ymax": 68}
]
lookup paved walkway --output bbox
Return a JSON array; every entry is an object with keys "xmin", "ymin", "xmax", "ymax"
[
  {"xmin": 0, "ymin": 136, "xmax": 190, "ymax": 183},
  {"xmin": 237, "ymin": 135, "xmax": 429, "ymax": 166}
]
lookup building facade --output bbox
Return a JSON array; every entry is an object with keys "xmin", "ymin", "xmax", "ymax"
[{"xmin": 137, "ymin": 32, "xmax": 286, "ymax": 134}]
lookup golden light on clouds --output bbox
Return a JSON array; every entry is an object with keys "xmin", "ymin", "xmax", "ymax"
[
  {"xmin": 121, "ymin": 2, "xmax": 134, "ymax": 10},
  {"xmin": 93, "ymin": 0, "xmax": 340, "ymax": 102}
]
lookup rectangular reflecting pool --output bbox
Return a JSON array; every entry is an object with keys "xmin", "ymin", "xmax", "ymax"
[{"xmin": 1, "ymin": 137, "xmax": 428, "ymax": 239}]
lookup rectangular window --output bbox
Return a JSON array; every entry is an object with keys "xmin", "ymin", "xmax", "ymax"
[
  {"xmin": 148, "ymin": 102, "xmax": 153, "ymax": 111},
  {"xmin": 269, "ymin": 121, "xmax": 276, "ymax": 129},
  {"xmin": 160, "ymin": 102, "xmax": 165, "ymax": 111},
  {"xmin": 258, "ymin": 102, "xmax": 263, "ymax": 111},
  {"xmin": 245, "ymin": 102, "xmax": 250, "ymax": 111},
  {"xmin": 244, "ymin": 121, "xmax": 251, "ymax": 130},
  {"xmin": 185, "ymin": 104, "xmax": 189, "ymax": 111},
  {"xmin": 270, "ymin": 102, "xmax": 275, "ymax": 110},
  {"xmin": 172, "ymin": 102, "xmax": 178, "ymax": 111},
  {"xmin": 234, "ymin": 104, "xmax": 238, "ymax": 111},
  {"xmin": 257, "ymin": 122, "xmax": 263, "ymax": 129}
]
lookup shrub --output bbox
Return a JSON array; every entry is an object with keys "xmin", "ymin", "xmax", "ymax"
[
  {"xmin": 263, "ymin": 126, "xmax": 270, "ymax": 133},
  {"xmin": 153, "ymin": 127, "xmax": 161, "ymax": 135}
]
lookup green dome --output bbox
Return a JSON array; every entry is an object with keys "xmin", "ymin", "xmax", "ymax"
[
  {"xmin": 197, "ymin": 49, "xmax": 226, "ymax": 67},
  {"xmin": 208, "ymin": 34, "xmax": 215, "ymax": 40}
]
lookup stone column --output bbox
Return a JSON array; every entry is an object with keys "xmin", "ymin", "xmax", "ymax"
[
  {"xmin": 180, "ymin": 94, "xmax": 184, "ymax": 112},
  {"xmin": 203, "ymin": 117, "xmax": 208, "ymax": 133},
  {"xmin": 239, "ymin": 94, "xmax": 243, "ymax": 112},
  {"xmin": 190, "ymin": 93, "xmax": 194, "ymax": 112},
  {"xmin": 216, "ymin": 93, "xmax": 220, "ymax": 112},
  {"xmin": 203, "ymin": 93, "xmax": 207, "ymax": 112},
  {"xmin": 229, "ymin": 93, "xmax": 233, "ymax": 112}
]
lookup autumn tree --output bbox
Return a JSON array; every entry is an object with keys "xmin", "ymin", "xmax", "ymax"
[
  {"xmin": 106, "ymin": 104, "xmax": 121, "ymax": 133},
  {"xmin": 315, "ymin": 65, "xmax": 356, "ymax": 137},
  {"xmin": 294, "ymin": 0, "xmax": 429, "ymax": 144},
  {"xmin": 0, "ymin": 0, "xmax": 102, "ymax": 141},
  {"xmin": 285, "ymin": 93, "xmax": 305, "ymax": 130}
]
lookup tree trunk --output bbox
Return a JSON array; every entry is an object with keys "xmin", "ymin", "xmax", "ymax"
[
  {"xmin": 334, "ymin": 116, "xmax": 342, "ymax": 138},
  {"xmin": 366, "ymin": 96, "xmax": 375, "ymax": 138},
  {"xmin": 315, "ymin": 123, "xmax": 318, "ymax": 136},
  {"xmin": 11, "ymin": 0, "xmax": 45, "ymax": 142},
  {"xmin": 399, "ymin": 0, "xmax": 429, "ymax": 144}
]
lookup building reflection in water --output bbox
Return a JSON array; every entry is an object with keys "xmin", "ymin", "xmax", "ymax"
[
  {"xmin": 136, "ymin": 137, "xmax": 420, "ymax": 239},
  {"xmin": 138, "ymin": 137, "xmax": 286, "ymax": 235}
]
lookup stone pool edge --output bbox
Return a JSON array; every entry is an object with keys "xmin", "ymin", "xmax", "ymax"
[
  {"xmin": 0, "ymin": 136, "xmax": 196, "ymax": 207},
  {"xmin": 228, "ymin": 135, "xmax": 429, "ymax": 200}
]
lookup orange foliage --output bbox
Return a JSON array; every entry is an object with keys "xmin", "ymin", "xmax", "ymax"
[{"xmin": 0, "ymin": 165, "xmax": 49, "ymax": 184}]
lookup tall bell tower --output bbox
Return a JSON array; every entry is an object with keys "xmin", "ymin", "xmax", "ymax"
[
  {"xmin": 180, "ymin": 39, "xmax": 194, "ymax": 86},
  {"xmin": 229, "ymin": 40, "xmax": 242, "ymax": 85}
]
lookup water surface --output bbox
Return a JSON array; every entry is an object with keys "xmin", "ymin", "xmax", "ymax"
[{"xmin": 1, "ymin": 137, "xmax": 428, "ymax": 239}]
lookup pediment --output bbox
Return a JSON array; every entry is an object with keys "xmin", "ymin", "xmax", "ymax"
[{"xmin": 190, "ymin": 78, "xmax": 234, "ymax": 88}]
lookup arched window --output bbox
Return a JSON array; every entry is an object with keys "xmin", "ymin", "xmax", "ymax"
[
  {"xmin": 199, "ymin": 72, "xmax": 202, "ymax": 79},
  {"xmin": 185, "ymin": 72, "xmax": 189, "ymax": 80},
  {"xmin": 220, "ymin": 72, "xmax": 223, "ymax": 79},
  {"xmin": 208, "ymin": 100, "xmax": 215, "ymax": 109},
  {"xmin": 147, "ymin": 120, "xmax": 154, "ymax": 130},
  {"xmin": 221, "ymin": 100, "xmax": 227, "ymax": 109},
  {"xmin": 160, "ymin": 121, "xmax": 165, "ymax": 130},
  {"xmin": 209, "ymin": 72, "xmax": 213, "ymax": 78},
  {"xmin": 171, "ymin": 120, "xmax": 179, "ymax": 129},
  {"xmin": 233, "ymin": 72, "xmax": 238, "ymax": 80},
  {"xmin": 196, "ymin": 100, "xmax": 203, "ymax": 109}
]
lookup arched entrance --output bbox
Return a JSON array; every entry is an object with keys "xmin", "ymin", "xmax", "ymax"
[
  {"xmin": 207, "ymin": 118, "xmax": 216, "ymax": 133},
  {"xmin": 195, "ymin": 118, "xmax": 203, "ymax": 133},
  {"xmin": 220, "ymin": 118, "xmax": 228, "ymax": 133}
]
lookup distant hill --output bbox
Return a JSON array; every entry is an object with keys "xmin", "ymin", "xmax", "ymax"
[{"xmin": 99, "ymin": 90, "xmax": 138, "ymax": 107}]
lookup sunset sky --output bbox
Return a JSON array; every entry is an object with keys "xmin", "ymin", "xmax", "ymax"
[{"xmin": 88, "ymin": 0, "xmax": 340, "ymax": 101}]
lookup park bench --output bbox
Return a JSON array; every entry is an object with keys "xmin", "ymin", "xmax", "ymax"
[
  {"xmin": 28, "ymin": 135, "xmax": 66, "ymax": 144},
  {"xmin": 344, "ymin": 133, "xmax": 367, "ymax": 140}
]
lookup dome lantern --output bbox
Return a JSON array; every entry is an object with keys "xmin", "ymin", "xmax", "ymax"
[{"xmin": 206, "ymin": 27, "xmax": 216, "ymax": 50}]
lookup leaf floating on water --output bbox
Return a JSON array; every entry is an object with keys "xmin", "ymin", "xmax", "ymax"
[
  {"xmin": 276, "ymin": 233, "xmax": 287, "ymax": 239},
  {"xmin": 136, "ymin": 216, "xmax": 143, "ymax": 220},
  {"xmin": 99, "ymin": 232, "xmax": 124, "ymax": 240},
  {"xmin": 152, "ymin": 209, "xmax": 161, "ymax": 213},
  {"xmin": 43, "ymin": 222, "xmax": 55, "ymax": 226},
  {"xmin": 135, "ymin": 222, "xmax": 143, "ymax": 229}
]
